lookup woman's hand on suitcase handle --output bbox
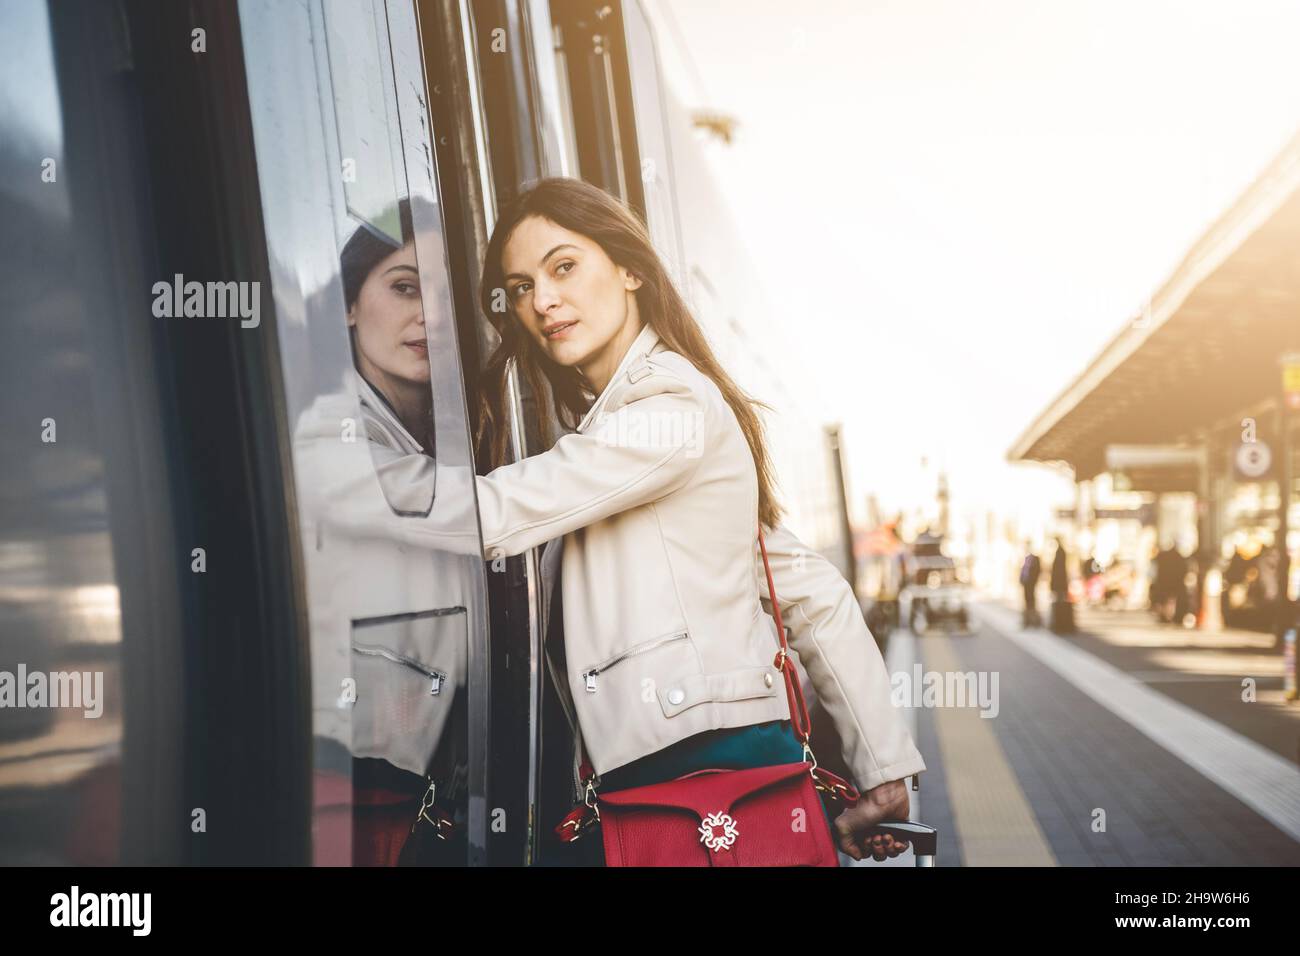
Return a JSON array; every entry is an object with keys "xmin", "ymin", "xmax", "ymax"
[{"xmin": 832, "ymin": 778, "xmax": 911, "ymax": 862}]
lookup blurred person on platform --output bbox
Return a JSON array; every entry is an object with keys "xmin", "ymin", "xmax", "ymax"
[
  {"xmin": 1049, "ymin": 537, "xmax": 1075, "ymax": 635},
  {"xmin": 1018, "ymin": 542, "xmax": 1042, "ymax": 628},
  {"xmin": 1222, "ymin": 545, "xmax": 1249, "ymax": 626},
  {"xmin": 1151, "ymin": 545, "xmax": 1184, "ymax": 625}
]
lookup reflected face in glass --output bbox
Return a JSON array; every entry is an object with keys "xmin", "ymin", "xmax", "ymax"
[
  {"xmin": 346, "ymin": 241, "xmax": 429, "ymax": 389},
  {"xmin": 501, "ymin": 216, "xmax": 642, "ymax": 387}
]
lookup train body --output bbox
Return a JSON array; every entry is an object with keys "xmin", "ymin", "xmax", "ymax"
[{"xmin": 0, "ymin": 0, "xmax": 848, "ymax": 865}]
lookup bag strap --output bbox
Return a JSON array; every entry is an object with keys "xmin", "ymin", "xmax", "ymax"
[
  {"xmin": 757, "ymin": 523, "xmax": 813, "ymax": 750},
  {"xmin": 755, "ymin": 526, "xmax": 857, "ymax": 805}
]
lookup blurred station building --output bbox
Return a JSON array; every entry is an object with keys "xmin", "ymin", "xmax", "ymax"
[{"xmin": 1009, "ymin": 131, "xmax": 1300, "ymax": 640}]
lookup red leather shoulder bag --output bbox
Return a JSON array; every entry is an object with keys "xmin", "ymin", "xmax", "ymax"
[{"xmin": 555, "ymin": 524, "xmax": 861, "ymax": 866}]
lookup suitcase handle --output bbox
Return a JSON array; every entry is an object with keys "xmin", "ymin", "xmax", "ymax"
[{"xmin": 868, "ymin": 820, "xmax": 938, "ymax": 862}]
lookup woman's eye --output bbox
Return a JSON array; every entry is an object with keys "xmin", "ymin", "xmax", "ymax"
[
  {"xmin": 393, "ymin": 281, "xmax": 419, "ymax": 296},
  {"xmin": 555, "ymin": 260, "xmax": 575, "ymax": 276},
  {"xmin": 511, "ymin": 283, "xmax": 531, "ymax": 299}
]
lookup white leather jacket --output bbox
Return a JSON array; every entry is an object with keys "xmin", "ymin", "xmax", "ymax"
[{"xmin": 475, "ymin": 323, "xmax": 925, "ymax": 793}]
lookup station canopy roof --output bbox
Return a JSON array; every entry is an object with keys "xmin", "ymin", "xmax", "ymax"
[{"xmin": 1008, "ymin": 131, "xmax": 1300, "ymax": 482}]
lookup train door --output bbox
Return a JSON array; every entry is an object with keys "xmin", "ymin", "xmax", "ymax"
[{"xmin": 239, "ymin": 0, "xmax": 489, "ymax": 865}]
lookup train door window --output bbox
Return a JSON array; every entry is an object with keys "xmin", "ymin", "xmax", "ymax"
[
  {"xmin": 240, "ymin": 0, "xmax": 488, "ymax": 865},
  {"xmin": 548, "ymin": 1, "xmax": 639, "ymax": 204},
  {"xmin": 619, "ymin": 0, "xmax": 687, "ymax": 290},
  {"xmin": 546, "ymin": 1, "xmax": 683, "ymax": 287},
  {"xmin": 528, "ymin": 0, "xmax": 580, "ymax": 177}
]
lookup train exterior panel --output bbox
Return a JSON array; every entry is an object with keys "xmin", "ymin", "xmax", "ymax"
[{"xmin": 0, "ymin": 0, "xmax": 852, "ymax": 866}]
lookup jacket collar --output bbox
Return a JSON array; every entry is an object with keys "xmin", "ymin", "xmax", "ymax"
[
  {"xmin": 576, "ymin": 322, "xmax": 662, "ymax": 433},
  {"xmin": 352, "ymin": 368, "xmax": 425, "ymax": 453}
]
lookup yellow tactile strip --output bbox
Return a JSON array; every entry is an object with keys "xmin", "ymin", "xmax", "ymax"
[{"xmin": 924, "ymin": 635, "xmax": 1058, "ymax": 866}]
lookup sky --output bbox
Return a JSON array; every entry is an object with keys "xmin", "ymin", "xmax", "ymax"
[{"xmin": 649, "ymin": 0, "xmax": 1300, "ymax": 538}]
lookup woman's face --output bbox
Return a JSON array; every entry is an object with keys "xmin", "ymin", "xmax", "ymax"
[
  {"xmin": 346, "ymin": 241, "xmax": 429, "ymax": 387},
  {"xmin": 501, "ymin": 215, "xmax": 642, "ymax": 389}
]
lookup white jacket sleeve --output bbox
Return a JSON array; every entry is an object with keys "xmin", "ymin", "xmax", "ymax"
[
  {"xmin": 292, "ymin": 396, "xmax": 481, "ymax": 557},
  {"xmin": 475, "ymin": 370, "xmax": 708, "ymax": 559},
  {"xmin": 757, "ymin": 522, "xmax": 926, "ymax": 793}
]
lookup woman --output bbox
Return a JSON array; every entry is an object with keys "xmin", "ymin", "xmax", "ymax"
[{"xmin": 472, "ymin": 178, "xmax": 924, "ymax": 864}]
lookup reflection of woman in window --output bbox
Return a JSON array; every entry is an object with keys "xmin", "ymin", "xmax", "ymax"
[
  {"xmin": 473, "ymin": 178, "xmax": 924, "ymax": 865},
  {"xmin": 298, "ymin": 197, "xmax": 466, "ymax": 867},
  {"xmin": 340, "ymin": 197, "xmax": 436, "ymax": 456}
]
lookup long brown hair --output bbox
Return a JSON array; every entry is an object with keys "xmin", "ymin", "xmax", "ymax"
[{"xmin": 475, "ymin": 177, "xmax": 784, "ymax": 529}]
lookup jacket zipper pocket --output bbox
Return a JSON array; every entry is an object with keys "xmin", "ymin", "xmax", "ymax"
[
  {"xmin": 580, "ymin": 631, "xmax": 688, "ymax": 692},
  {"xmin": 353, "ymin": 642, "xmax": 447, "ymax": 696}
]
